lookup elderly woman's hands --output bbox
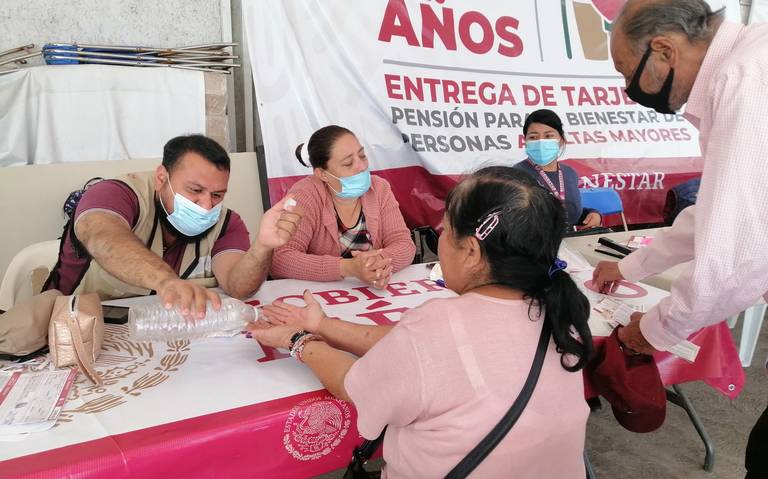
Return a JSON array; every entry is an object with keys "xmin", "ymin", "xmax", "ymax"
[
  {"xmin": 246, "ymin": 321, "xmax": 299, "ymax": 349},
  {"xmin": 261, "ymin": 290, "xmax": 328, "ymax": 333}
]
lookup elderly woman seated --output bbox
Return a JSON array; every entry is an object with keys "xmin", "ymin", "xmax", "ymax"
[
  {"xmin": 251, "ymin": 167, "xmax": 593, "ymax": 478},
  {"xmin": 270, "ymin": 125, "xmax": 415, "ymax": 288}
]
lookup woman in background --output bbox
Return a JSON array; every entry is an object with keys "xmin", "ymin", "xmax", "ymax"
[
  {"xmin": 514, "ymin": 109, "xmax": 602, "ymax": 230},
  {"xmin": 270, "ymin": 125, "xmax": 414, "ymax": 288}
]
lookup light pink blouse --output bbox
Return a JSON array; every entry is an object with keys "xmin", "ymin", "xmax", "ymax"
[{"xmin": 345, "ymin": 293, "xmax": 588, "ymax": 479}]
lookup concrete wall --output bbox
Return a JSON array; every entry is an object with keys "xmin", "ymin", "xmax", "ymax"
[
  {"xmin": 0, "ymin": 0, "xmax": 249, "ymax": 152},
  {"xmin": 0, "ymin": 0, "xmax": 222, "ymax": 51}
]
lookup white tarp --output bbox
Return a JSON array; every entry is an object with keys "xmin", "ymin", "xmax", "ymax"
[{"xmin": 0, "ymin": 65, "xmax": 206, "ymax": 166}]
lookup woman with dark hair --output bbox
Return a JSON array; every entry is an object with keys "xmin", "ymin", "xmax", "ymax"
[
  {"xmin": 252, "ymin": 167, "xmax": 593, "ymax": 478},
  {"xmin": 514, "ymin": 109, "xmax": 602, "ymax": 229},
  {"xmin": 270, "ymin": 125, "xmax": 415, "ymax": 287}
]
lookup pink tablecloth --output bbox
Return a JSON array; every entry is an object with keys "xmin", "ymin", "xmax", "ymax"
[
  {"xmin": 0, "ymin": 265, "xmax": 745, "ymax": 478},
  {"xmin": 0, "ymin": 390, "xmax": 359, "ymax": 479},
  {"xmin": 583, "ymin": 321, "xmax": 744, "ymax": 399}
]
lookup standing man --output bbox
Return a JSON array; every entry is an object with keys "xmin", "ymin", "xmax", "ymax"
[
  {"xmin": 45, "ymin": 135, "xmax": 301, "ymax": 319},
  {"xmin": 593, "ymin": 1, "xmax": 768, "ymax": 476}
]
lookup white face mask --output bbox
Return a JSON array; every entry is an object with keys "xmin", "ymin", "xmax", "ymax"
[{"xmin": 160, "ymin": 180, "xmax": 222, "ymax": 237}]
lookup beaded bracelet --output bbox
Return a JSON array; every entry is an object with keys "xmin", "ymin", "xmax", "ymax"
[
  {"xmin": 289, "ymin": 330, "xmax": 309, "ymax": 352},
  {"xmin": 291, "ymin": 334, "xmax": 322, "ymax": 363}
]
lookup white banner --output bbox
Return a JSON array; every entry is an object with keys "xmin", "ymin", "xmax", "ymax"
[{"xmin": 245, "ymin": 0, "xmax": 728, "ymax": 226}]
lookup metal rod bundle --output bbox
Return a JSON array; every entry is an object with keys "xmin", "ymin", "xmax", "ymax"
[
  {"xmin": 0, "ymin": 44, "xmax": 42, "ymax": 72},
  {"xmin": 41, "ymin": 42, "xmax": 239, "ymax": 74}
]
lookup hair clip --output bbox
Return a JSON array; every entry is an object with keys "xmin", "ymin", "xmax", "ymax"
[
  {"xmin": 300, "ymin": 143, "xmax": 310, "ymax": 165},
  {"xmin": 475, "ymin": 211, "xmax": 501, "ymax": 241},
  {"xmin": 548, "ymin": 258, "xmax": 568, "ymax": 278}
]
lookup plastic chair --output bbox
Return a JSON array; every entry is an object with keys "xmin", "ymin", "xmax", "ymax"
[
  {"xmin": 0, "ymin": 240, "xmax": 59, "ymax": 311},
  {"xmin": 580, "ymin": 188, "xmax": 628, "ymax": 231},
  {"xmin": 726, "ymin": 303, "xmax": 766, "ymax": 367}
]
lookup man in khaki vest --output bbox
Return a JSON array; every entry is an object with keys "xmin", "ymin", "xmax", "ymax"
[{"xmin": 44, "ymin": 134, "xmax": 301, "ymax": 319}]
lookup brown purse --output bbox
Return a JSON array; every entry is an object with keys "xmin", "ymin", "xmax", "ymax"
[{"xmin": 48, "ymin": 294, "xmax": 104, "ymax": 385}]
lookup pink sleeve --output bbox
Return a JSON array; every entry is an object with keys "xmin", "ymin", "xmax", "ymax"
[
  {"xmin": 270, "ymin": 187, "xmax": 344, "ymax": 281},
  {"xmin": 640, "ymin": 71, "xmax": 768, "ymax": 350},
  {"xmin": 74, "ymin": 180, "xmax": 139, "ymax": 227},
  {"xmin": 212, "ymin": 211, "xmax": 251, "ymax": 257},
  {"xmin": 619, "ymin": 206, "xmax": 696, "ymax": 283},
  {"xmin": 344, "ymin": 319, "xmax": 424, "ymax": 439},
  {"xmin": 376, "ymin": 179, "xmax": 416, "ymax": 273}
]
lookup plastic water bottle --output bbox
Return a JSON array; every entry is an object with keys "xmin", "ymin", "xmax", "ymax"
[{"xmin": 128, "ymin": 297, "xmax": 256, "ymax": 341}]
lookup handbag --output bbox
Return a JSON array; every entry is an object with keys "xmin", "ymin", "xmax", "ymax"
[
  {"xmin": 342, "ymin": 321, "xmax": 551, "ymax": 479},
  {"xmin": 48, "ymin": 293, "xmax": 104, "ymax": 385},
  {"xmin": 0, "ymin": 290, "xmax": 62, "ymax": 359}
]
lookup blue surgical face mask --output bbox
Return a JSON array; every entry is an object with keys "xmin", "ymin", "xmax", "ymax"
[
  {"xmin": 327, "ymin": 169, "xmax": 372, "ymax": 199},
  {"xmin": 160, "ymin": 180, "xmax": 222, "ymax": 237},
  {"xmin": 525, "ymin": 139, "xmax": 561, "ymax": 166}
]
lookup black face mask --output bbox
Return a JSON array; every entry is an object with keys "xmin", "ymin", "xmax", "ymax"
[{"xmin": 625, "ymin": 45, "xmax": 676, "ymax": 115}]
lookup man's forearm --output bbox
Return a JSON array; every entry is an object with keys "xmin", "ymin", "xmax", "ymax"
[
  {"xmin": 619, "ymin": 206, "xmax": 696, "ymax": 282},
  {"xmin": 81, "ymin": 221, "xmax": 176, "ymax": 291},
  {"xmin": 222, "ymin": 242, "xmax": 273, "ymax": 299}
]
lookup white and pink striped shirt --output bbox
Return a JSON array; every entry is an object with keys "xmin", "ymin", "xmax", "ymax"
[{"xmin": 618, "ymin": 21, "xmax": 768, "ymax": 350}]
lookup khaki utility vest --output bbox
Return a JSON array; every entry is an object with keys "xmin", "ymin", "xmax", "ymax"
[{"xmin": 71, "ymin": 172, "xmax": 228, "ymax": 300}]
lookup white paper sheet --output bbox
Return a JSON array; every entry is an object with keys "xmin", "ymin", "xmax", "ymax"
[{"xmin": 0, "ymin": 368, "xmax": 77, "ymax": 437}]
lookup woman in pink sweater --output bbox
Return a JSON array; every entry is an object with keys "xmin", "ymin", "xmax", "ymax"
[{"xmin": 270, "ymin": 125, "xmax": 415, "ymax": 286}]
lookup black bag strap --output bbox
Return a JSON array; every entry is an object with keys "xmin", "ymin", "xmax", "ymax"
[
  {"xmin": 343, "ymin": 427, "xmax": 386, "ymax": 479},
  {"xmin": 444, "ymin": 320, "xmax": 552, "ymax": 479},
  {"xmin": 356, "ymin": 429, "xmax": 386, "ymax": 460}
]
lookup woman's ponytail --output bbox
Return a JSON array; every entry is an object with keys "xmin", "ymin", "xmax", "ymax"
[{"xmin": 541, "ymin": 270, "xmax": 592, "ymax": 372}]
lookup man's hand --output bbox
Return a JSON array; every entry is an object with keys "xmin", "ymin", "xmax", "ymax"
[
  {"xmin": 581, "ymin": 211, "xmax": 602, "ymax": 228},
  {"xmin": 261, "ymin": 290, "xmax": 328, "ymax": 333},
  {"xmin": 256, "ymin": 195, "xmax": 302, "ymax": 250},
  {"xmin": 592, "ymin": 260, "xmax": 624, "ymax": 293},
  {"xmin": 156, "ymin": 277, "xmax": 222, "ymax": 319},
  {"xmin": 617, "ymin": 312, "xmax": 657, "ymax": 355}
]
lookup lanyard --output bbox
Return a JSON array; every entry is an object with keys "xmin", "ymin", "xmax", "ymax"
[{"xmin": 528, "ymin": 160, "xmax": 565, "ymax": 202}]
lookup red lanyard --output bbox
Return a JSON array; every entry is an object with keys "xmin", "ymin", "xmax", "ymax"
[{"xmin": 528, "ymin": 160, "xmax": 565, "ymax": 202}]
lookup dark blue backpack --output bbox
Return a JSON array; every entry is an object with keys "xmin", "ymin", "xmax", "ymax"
[{"xmin": 663, "ymin": 177, "xmax": 701, "ymax": 225}]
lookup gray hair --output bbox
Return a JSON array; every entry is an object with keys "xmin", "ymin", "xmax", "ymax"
[{"xmin": 616, "ymin": 0, "xmax": 725, "ymax": 53}]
